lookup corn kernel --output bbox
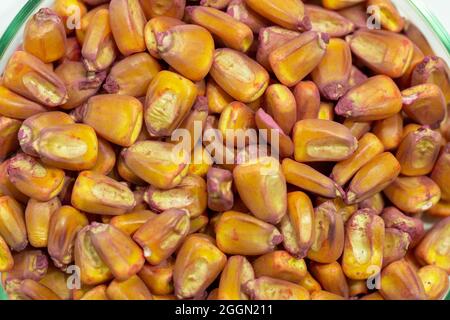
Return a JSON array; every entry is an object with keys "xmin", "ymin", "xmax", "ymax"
[
  {"xmin": 206, "ymin": 78, "xmax": 234, "ymax": 114},
  {"xmin": 383, "ymin": 228, "xmax": 411, "ymax": 267},
  {"xmin": 107, "ymin": 275, "xmax": 153, "ymax": 300},
  {"xmin": 294, "ymin": 81, "xmax": 321, "ymax": 121},
  {"xmin": 322, "ymin": 0, "xmax": 365, "ymax": 10},
  {"xmin": 298, "ymin": 271, "xmax": 322, "ymax": 293},
  {"xmin": 20, "ymin": 279, "xmax": 61, "ymax": 300},
  {"xmin": 80, "ymin": 284, "xmax": 109, "ymax": 300},
  {"xmin": 372, "ymin": 113, "xmax": 403, "ymax": 151},
  {"xmin": 25, "ymin": 198, "xmax": 61, "ymax": 248},
  {"xmin": 144, "ymin": 16, "xmax": 184, "ymax": 59},
  {"xmin": 0, "ymin": 116, "xmax": 21, "ymax": 161},
  {"xmin": 432, "ymin": 144, "xmax": 450, "ymax": 202},
  {"xmin": 337, "ymin": 3, "xmax": 367, "ymax": 28},
  {"xmin": 311, "ymin": 290, "xmax": 346, "ymax": 300},
  {"xmin": 226, "ymin": 0, "xmax": 269, "ymax": 34},
  {"xmin": 38, "ymin": 266, "xmax": 70, "ymax": 300},
  {"xmin": 358, "ymin": 192, "xmax": 385, "ymax": 215},
  {"xmin": 366, "ymin": 0, "xmax": 404, "ymax": 32},
  {"xmin": 140, "ymin": 0, "xmax": 185, "ymax": 19},
  {"xmin": 0, "ymin": 160, "xmax": 28, "ymax": 204},
  {"xmin": 207, "ymin": 167, "xmax": 233, "ymax": 212},
  {"xmin": 306, "ymin": 5, "xmax": 354, "ymax": 37},
  {"xmin": 2, "ymin": 250, "xmax": 48, "ymax": 284},
  {"xmin": 264, "ymin": 84, "xmax": 296, "ymax": 135},
  {"xmin": 0, "ymin": 85, "xmax": 47, "ymax": 120},
  {"xmin": 0, "ymin": 235, "xmax": 13, "ymax": 272},
  {"xmin": 417, "ymin": 265, "xmax": 450, "ymax": 300},
  {"xmin": 343, "ymin": 119, "xmax": 371, "ymax": 140},
  {"xmin": 139, "ymin": 259, "xmax": 174, "ymax": 296},
  {"xmin": 218, "ymin": 255, "xmax": 254, "ymax": 300},
  {"xmin": 53, "ymin": 0, "xmax": 87, "ymax": 34},
  {"xmin": 243, "ymin": 276, "xmax": 310, "ymax": 300},
  {"xmin": 0, "ymin": 196, "xmax": 28, "ymax": 252},
  {"xmin": 253, "ymin": 250, "xmax": 307, "ymax": 283},
  {"xmin": 110, "ymin": 210, "xmax": 156, "ymax": 236},
  {"xmin": 310, "ymin": 261, "xmax": 349, "ymax": 298},
  {"xmin": 218, "ymin": 102, "xmax": 256, "ymax": 146}
]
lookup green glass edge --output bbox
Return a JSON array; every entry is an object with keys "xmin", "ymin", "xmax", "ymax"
[{"xmin": 0, "ymin": 0, "xmax": 448, "ymax": 301}]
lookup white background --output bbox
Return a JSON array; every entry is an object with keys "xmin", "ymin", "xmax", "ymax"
[{"xmin": 0, "ymin": 0, "xmax": 449, "ymax": 36}]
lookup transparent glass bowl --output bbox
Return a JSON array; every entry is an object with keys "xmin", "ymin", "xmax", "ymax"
[{"xmin": 0, "ymin": 0, "xmax": 449, "ymax": 300}]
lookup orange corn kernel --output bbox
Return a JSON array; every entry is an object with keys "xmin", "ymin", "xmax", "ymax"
[
  {"xmin": 293, "ymin": 119, "xmax": 358, "ymax": 162},
  {"xmin": 90, "ymin": 138, "xmax": 116, "ymax": 176},
  {"xmin": 53, "ymin": 0, "xmax": 87, "ymax": 34},
  {"xmin": 337, "ymin": 3, "xmax": 367, "ymax": 28},
  {"xmin": 206, "ymin": 78, "xmax": 234, "ymax": 114},
  {"xmin": 210, "ymin": 48, "xmax": 269, "ymax": 103},
  {"xmin": 402, "ymin": 123, "xmax": 422, "ymax": 140},
  {"xmin": 322, "ymin": 0, "xmax": 365, "ymax": 10},
  {"xmin": 74, "ymin": 225, "xmax": 112, "ymax": 285},
  {"xmin": 104, "ymin": 52, "xmax": 161, "ymax": 97},
  {"xmin": 133, "ymin": 209, "xmax": 190, "ymax": 265},
  {"xmin": 218, "ymin": 102, "xmax": 256, "ymax": 146},
  {"xmin": 144, "ymin": 70, "xmax": 197, "ymax": 137},
  {"xmin": 380, "ymin": 259, "xmax": 427, "ymax": 300},
  {"xmin": 25, "ymin": 198, "xmax": 61, "ymax": 249},
  {"xmin": 116, "ymin": 153, "xmax": 146, "ymax": 186},
  {"xmin": 74, "ymin": 94, "xmax": 143, "ymax": 147},
  {"xmin": 173, "ymin": 234, "xmax": 226, "ymax": 299},
  {"xmin": 367, "ymin": 0, "xmax": 404, "ymax": 32},
  {"xmin": 427, "ymin": 200, "xmax": 450, "ymax": 218},
  {"xmin": 0, "ymin": 235, "xmax": 14, "ymax": 272},
  {"xmin": 298, "ymin": 271, "xmax": 322, "ymax": 293},
  {"xmin": 335, "ymin": 75, "xmax": 402, "ymax": 121},
  {"xmin": 415, "ymin": 216, "xmax": 450, "ymax": 273},
  {"xmin": 348, "ymin": 279, "xmax": 369, "ymax": 297},
  {"xmin": 270, "ymin": 32, "xmax": 328, "ymax": 87},
  {"xmin": 81, "ymin": 9, "xmax": 117, "ymax": 72},
  {"xmin": 0, "ymin": 160, "xmax": 29, "ymax": 204},
  {"xmin": 383, "ymin": 228, "xmax": 411, "ymax": 267},
  {"xmin": 383, "ymin": 176, "xmax": 441, "ymax": 214},
  {"xmin": 140, "ymin": 0, "xmax": 185, "ymax": 20},
  {"xmin": 217, "ymin": 255, "xmax": 254, "ymax": 300},
  {"xmin": 7, "ymin": 154, "xmax": 65, "ymax": 202},
  {"xmin": 107, "ymin": 275, "xmax": 153, "ymax": 300},
  {"xmin": 18, "ymin": 111, "xmax": 74, "ymax": 157},
  {"xmin": 343, "ymin": 120, "xmax": 371, "ymax": 141},
  {"xmin": 282, "ymin": 159, "xmax": 344, "ymax": 199},
  {"xmin": 144, "ymin": 16, "xmax": 184, "ymax": 59},
  {"xmin": 0, "ymin": 116, "xmax": 21, "ymax": 161},
  {"xmin": 372, "ymin": 113, "xmax": 404, "ymax": 151},
  {"xmin": 75, "ymin": 4, "xmax": 109, "ymax": 44},
  {"xmin": 0, "ymin": 85, "xmax": 47, "ymax": 120},
  {"xmin": 185, "ymin": 6, "xmax": 253, "ymax": 53},
  {"xmin": 80, "ymin": 284, "xmax": 109, "ymax": 300},
  {"xmin": 342, "ymin": 209, "xmax": 385, "ymax": 280},
  {"xmin": 233, "ymin": 157, "xmax": 287, "ymax": 224},
  {"xmin": 294, "ymin": 81, "xmax": 321, "ymax": 121},
  {"xmin": 417, "ymin": 265, "xmax": 450, "ymax": 300},
  {"xmin": 264, "ymin": 84, "xmax": 296, "ymax": 135},
  {"xmin": 310, "ymin": 261, "xmax": 349, "ymax": 298},
  {"xmin": 347, "ymin": 65, "xmax": 368, "ymax": 89},
  {"xmin": 3, "ymin": 51, "xmax": 68, "ymax": 107},
  {"xmin": 20, "ymin": 279, "xmax": 61, "ymax": 300},
  {"xmin": 243, "ymin": 276, "xmax": 310, "ymax": 300},
  {"xmin": 256, "ymin": 26, "xmax": 300, "ymax": 71},
  {"xmin": 178, "ymin": 97, "xmax": 209, "ymax": 151},
  {"xmin": 245, "ymin": 0, "xmax": 311, "ymax": 31},
  {"xmin": 432, "ymin": 144, "xmax": 450, "ymax": 202},
  {"xmin": 89, "ymin": 222, "xmax": 145, "ymax": 281},
  {"xmin": 226, "ymin": 0, "xmax": 269, "ymax": 34},
  {"xmin": 0, "ymin": 196, "xmax": 28, "ymax": 251},
  {"xmin": 307, "ymin": 200, "xmax": 345, "ymax": 263},
  {"xmin": 139, "ymin": 260, "xmax": 174, "ymax": 296},
  {"xmin": 347, "ymin": 29, "xmax": 414, "ymax": 78},
  {"xmin": 207, "ymin": 167, "xmax": 233, "ymax": 212},
  {"xmin": 47, "ymin": 206, "xmax": 88, "ymax": 268},
  {"xmin": 311, "ymin": 38, "xmax": 352, "ymax": 100},
  {"xmin": 110, "ymin": 210, "xmax": 156, "ymax": 236},
  {"xmin": 38, "ymin": 266, "xmax": 70, "ymax": 300},
  {"xmin": 215, "ymin": 211, "xmax": 283, "ymax": 255},
  {"xmin": 109, "ymin": 0, "xmax": 146, "ymax": 56},
  {"xmin": 346, "ymin": 152, "xmax": 401, "ymax": 204},
  {"xmin": 331, "ymin": 133, "xmax": 384, "ymax": 186},
  {"xmin": 33, "ymin": 123, "xmax": 98, "ymax": 171},
  {"xmin": 398, "ymin": 43, "xmax": 425, "ymax": 89},
  {"xmin": 252, "ymin": 250, "xmax": 307, "ymax": 283},
  {"xmin": 402, "ymin": 84, "xmax": 447, "ymax": 127},
  {"xmin": 358, "ymin": 192, "xmax": 385, "ymax": 215},
  {"xmin": 315, "ymin": 197, "xmax": 358, "ymax": 223},
  {"xmin": 23, "ymin": 8, "xmax": 67, "ymax": 63},
  {"xmin": 311, "ymin": 290, "xmax": 346, "ymax": 300},
  {"xmin": 188, "ymin": 144, "xmax": 213, "ymax": 178},
  {"xmin": 404, "ymin": 21, "xmax": 434, "ymax": 56},
  {"xmin": 306, "ymin": 5, "xmax": 354, "ymax": 37}
]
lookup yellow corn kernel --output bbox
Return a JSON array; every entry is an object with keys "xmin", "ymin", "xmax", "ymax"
[
  {"xmin": 311, "ymin": 38, "xmax": 352, "ymax": 100},
  {"xmin": 144, "ymin": 16, "xmax": 184, "ymax": 59},
  {"xmin": 0, "ymin": 116, "xmax": 21, "ymax": 161},
  {"xmin": 74, "ymin": 94, "xmax": 143, "ymax": 147},
  {"xmin": 346, "ymin": 152, "xmax": 401, "ymax": 204},
  {"xmin": 185, "ymin": 6, "xmax": 253, "ymax": 53},
  {"xmin": 89, "ymin": 138, "xmax": 115, "ymax": 176},
  {"xmin": 402, "ymin": 123, "xmax": 422, "ymax": 140},
  {"xmin": 398, "ymin": 43, "xmax": 425, "ymax": 89},
  {"xmin": 415, "ymin": 217, "xmax": 450, "ymax": 273},
  {"xmin": 189, "ymin": 215, "xmax": 208, "ymax": 234},
  {"xmin": 342, "ymin": 209, "xmax": 385, "ymax": 280},
  {"xmin": 0, "ymin": 85, "xmax": 47, "ymax": 120},
  {"xmin": 218, "ymin": 102, "xmax": 256, "ymax": 146},
  {"xmin": 264, "ymin": 84, "xmax": 296, "ymax": 135},
  {"xmin": 298, "ymin": 271, "xmax": 322, "ymax": 293},
  {"xmin": 343, "ymin": 119, "xmax": 371, "ymax": 140},
  {"xmin": 39, "ymin": 266, "xmax": 70, "ymax": 300},
  {"xmin": 47, "ymin": 206, "xmax": 88, "ymax": 268},
  {"xmin": 282, "ymin": 159, "xmax": 344, "ymax": 199},
  {"xmin": 7, "ymin": 154, "xmax": 65, "ymax": 202},
  {"xmin": 335, "ymin": 75, "xmax": 402, "ymax": 121},
  {"xmin": 331, "ymin": 133, "xmax": 384, "ymax": 186},
  {"xmin": 417, "ymin": 265, "xmax": 450, "ymax": 300},
  {"xmin": 0, "ymin": 160, "xmax": 28, "ymax": 204},
  {"xmin": 216, "ymin": 211, "xmax": 282, "ymax": 255},
  {"xmin": 293, "ymin": 119, "xmax": 358, "ymax": 162},
  {"xmin": 347, "ymin": 29, "xmax": 414, "ymax": 78},
  {"xmin": 322, "ymin": 0, "xmax": 365, "ymax": 10},
  {"xmin": 20, "ymin": 279, "xmax": 61, "ymax": 300},
  {"xmin": 188, "ymin": 144, "xmax": 213, "ymax": 177},
  {"xmin": 380, "ymin": 259, "xmax": 427, "ymax": 300},
  {"xmin": 53, "ymin": 0, "xmax": 87, "ymax": 34},
  {"xmin": 0, "ymin": 196, "xmax": 28, "ymax": 252},
  {"xmin": 367, "ymin": 0, "xmax": 405, "ymax": 32},
  {"xmin": 348, "ymin": 279, "xmax": 369, "ymax": 297},
  {"xmin": 217, "ymin": 255, "xmax": 254, "ymax": 300},
  {"xmin": 74, "ymin": 225, "xmax": 112, "ymax": 285},
  {"xmin": 34, "ymin": 123, "xmax": 98, "ymax": 171},
  {"xmin": 412, "ymin": 56, "xmax": 450, "ymax": 104},
  {"xmin": 179, "ymin": 97, "xmax": 209, "ymax": 152},
  {"xmin": 383, "ymin": 228, "xmax": 411, "ymax": 267},
  {"xmin": 80, "ymin": 284, "xmax": 109, "ymax": 300},
  {"xmin": 104, "ymin": 52, "xmax": 161, "ymax": 97},
  {"xmin": 372, "ymin": 113, "xmax": 404, "ymax": 151},
  {"xmin": 3, "ymin": 51, "xmax": 68, "ymax": 107},
  {"xmin": 133, "ymin": 209, "xmax": 190, "ymax": 265},
  {"xmin": 318, "ymin": 102, "xmax": 335, "ymax": 121},
  {"xmin": 243, "ymin": 276, "xmax": 310, "ymax": 300},
  {"xmin": 25, "ymin": 197, "xmax": 61, "ymax": 248},
  {"xmin": 432, "ymin": 144, "xmax": 450, "ymax": 202},
  {"xmin": 138, "ymin": 259, "xmax": 174, "ymax": 296},
  {"xmin": 233, "ymin": 156, "xmax": 287, "ymax": 224},
  {"xmin": 107, "ymin": 275, "xmax": 153, "ymax": 300},
  {"xmin": 116, "ymin": 153, "xmax": 145, "ymax": 186},
  {"xmin": 88, "ymin": 222, "xmax": 145, "ymax": 281},
  {"xmin": 23, "ymin": 8, "xmax": 67, "ymax": 63},
  {"xmin": 81, "ymin": 9, "xmax": 117, "ymax": 72},
  {"xmin": 383, "ymin": 176, "xmax": 441, "ymax": 214},
  {"xmin": 0, "ymin": 235, "xmax": 14, "ymax": 272},
  {"xmin": 207, "ymin": 167, "xmax": 233, "ymax": 212},
  {"xmin": 206, "ymin": 78, "xmax": 234, "ymax": 114},
  {"xmin": 245, "ymin": 0, "xmax": 310, "ymax": 31},
  {"xmin": 18, "ymin": 111, "xmax": 74, "ymax": 157},
  {"xmin": 310, "ymin": 261, "xmax": 349, "ymax": 298},
  {"xmin": 316, "ymin": 197, "xmax": 358, "ymax": 223},
  {"xmin": 140, "ymin": 0, "xmax": 185, "ymax": 19},
  {"xmin": 144, "ymin": 70, "xmax": 197, "ymax": 137},
  {"xmin": 252, "ymin": 250, "xmax": 307, "ymax": 283},
  {"xmin": 306, "ymin": 5, "xmax": 354, "ymax": 37},
  {"xmin": 226, "ymin": 0, "xmax": 269, "ymax": 34},
  {"xmin": 173, "ymin": 234, "xmax": 226, "ymax": 299},
  {"xmin": 311, "ymin": 290, "xmax": 346, "ymax": 300},
  {"xmin": 270, "ymin": 32, "xmax": 328, "ymax": 87},
  {"xmin": 210, "ymin": 48, "xmax": 269, "ymax": 103},
  {"xmin": 110, "ymin": 210, "xmax": 156, "ymax": 236},
  {"xmin": 294, "ymin": 81, "xmax": 321, "ymax": 120},
  {"xmin": 307, "ymin": 200, "xmax": 344, "ymax": 263},
  {"xmin": 359, "ymin": 192, "xmax": 385, "ymax": 215}
]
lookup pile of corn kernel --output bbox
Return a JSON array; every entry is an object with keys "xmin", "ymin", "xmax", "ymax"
[{"xmin": 0, "ymin": 0, "xmax": 449, "ymax": 300}]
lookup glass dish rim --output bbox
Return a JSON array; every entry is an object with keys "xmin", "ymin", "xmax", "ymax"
[{"xmin": 0, "ymin": 0, "xmax": 449, "ymax": 301}]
